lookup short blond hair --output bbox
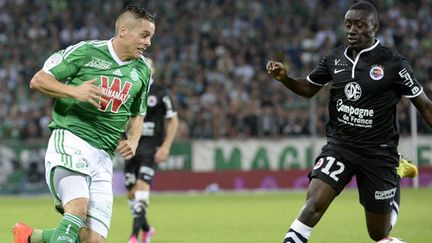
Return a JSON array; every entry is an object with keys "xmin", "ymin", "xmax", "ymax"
[{"xmin": 115, "ymin": 5, "xmax": 155, "ymax": 36}]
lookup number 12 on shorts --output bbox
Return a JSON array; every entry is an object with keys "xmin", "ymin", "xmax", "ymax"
[{"xmin": 313, "ymin": 156, "xmax": 345, "ymax": 182}]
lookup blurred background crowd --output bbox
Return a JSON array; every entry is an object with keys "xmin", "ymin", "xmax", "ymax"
[{"xmin": 1, "ymin": 0, "xmax": 432, "ymax": 143}]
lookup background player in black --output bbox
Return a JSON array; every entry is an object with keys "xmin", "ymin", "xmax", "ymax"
[
  {"xmin": 124, "ymin": 58, "xmax": 179, "ymax": 243},
  {"xmin": 267, "ymin": 2, "xmax": 432, "ymax": 242}
]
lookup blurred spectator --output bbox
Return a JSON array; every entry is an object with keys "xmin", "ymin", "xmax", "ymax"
[{"xmin": 0, "ymin": 0, "xmax": 431, "ymax": 143}]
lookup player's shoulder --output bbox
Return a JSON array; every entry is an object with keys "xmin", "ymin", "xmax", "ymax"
[
  {"xmin": 376, "ymin": 45, "xmax": 405, "ymax": 59},
  {"xmin": 150, "ymin": 82, "xmax": 167, "ymax": 92},
  {"xmin": 133, "ymin": 55, "xmax": 152, "ymax": 73},
  {"xmin": 87, "ymin": 39, "xmax": 109, "ymax": 48},
  {"xmin": 320, "ymin": 46, "xmax": 346, "ymax": 60},
  {"xmin": 375, "ymin": 44, "xmax": 406, "ymax": 61},
  {"xmin": 60, "ymin": 40, "xmax": 108, "ymax": 56}
]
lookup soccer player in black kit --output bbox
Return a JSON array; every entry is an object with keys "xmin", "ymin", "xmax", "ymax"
[
  {"xmin": 125, "ymin": 58, "xmax": 179, "ymax": 243},
  {"xmin": 267, "ymin": 2, "xmax": 432, "ymax": 243}
]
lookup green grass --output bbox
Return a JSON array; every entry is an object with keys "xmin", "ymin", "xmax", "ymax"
[{"xmin": 2, "ymin": 188, "xmax": 431, "ymax": 242}]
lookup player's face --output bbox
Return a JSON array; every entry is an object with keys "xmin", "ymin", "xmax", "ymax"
[
  {"xmin": 124, "ymin": 19, "xmax": 155, "ymax": 59},
  {"xmin": 344, "ymin": 10, "xmax": 377, "ymax": 51}
]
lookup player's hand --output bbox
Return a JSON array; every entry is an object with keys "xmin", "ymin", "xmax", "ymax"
[
  {"xmin": 116, "ymin": 139, "xmax": 137, "ymax": 160},
  {"xmin": 73, "ymin": 79, "xmax": 108, "ymax": 108},
  {"xmin": 154, "ymin": 146, "xmax": 169, "ymax": 163},
  {"xmin": 266, "ymin": 61, "xmax": 289, "ymax": 82}
]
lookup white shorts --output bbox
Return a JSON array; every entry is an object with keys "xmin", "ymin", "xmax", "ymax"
[{"xmin": 45, "ymin": 129, "xmax": 113, "ymax": 238}]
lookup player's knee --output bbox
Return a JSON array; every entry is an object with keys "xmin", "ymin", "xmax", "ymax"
[
  {"xmin": 367, "ymin": 223, "xmax": 391, "ymax": 241},
  {"xmin": 64, "ymin": 197, "xmax": 89, "ymax": 220},
  {"xmin": 368, "ymin": 230, "xmax": 388, "ymax": 242},
  {"xmin": 135, "ymin": 190, "xmax": 150, "ymax": 206},
  {"xmin": 79, "ymin": 228, "xmax": 105, "ymax": 243}
]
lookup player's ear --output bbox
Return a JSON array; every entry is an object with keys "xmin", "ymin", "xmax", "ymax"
[
  {"xmin": 119, "ymin": 24, "xmax": 127, "ymax": 38},
  {"xmin": 373, "ymin": 21, "xmax": 379, "ymax": 33}
]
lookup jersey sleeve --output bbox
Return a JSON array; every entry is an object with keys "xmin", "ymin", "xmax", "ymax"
[
  {"xmin": 130, "ymin": 69, "xmax": 151, "ymax": 116},
  {"xmin": 162, "ymin": 88, "xmax": 177, "ymax": 118},
  {"xmin": 42, "ymin": 41, "xmax": 88, "ymax": 81},
  {"xmin": 306, "ymin": 55, "xmax": 332, "ymax": 86},
  {"xmin": 394, "ymin": 58, "xmax": 423, "ymax": 98}
]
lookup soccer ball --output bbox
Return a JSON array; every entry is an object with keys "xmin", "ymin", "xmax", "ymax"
[{"xmin": 376, "ymin": 237, "xmax": 407, "ymax": 243}]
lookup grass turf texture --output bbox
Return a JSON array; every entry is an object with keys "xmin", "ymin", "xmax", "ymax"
[{"xmin": 1, "ymin": 188, "xmax": 431, "ymax": 243}]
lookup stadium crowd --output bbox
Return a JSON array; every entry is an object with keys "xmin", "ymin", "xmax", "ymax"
[{"xmin": 1, "ymin": 0, "xmax": 431, "ymax": 142}]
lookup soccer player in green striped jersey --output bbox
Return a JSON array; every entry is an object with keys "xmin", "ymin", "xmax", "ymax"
[{"xmin": 13, "ymin": 5, "xmax": 155, "ymax": 243}]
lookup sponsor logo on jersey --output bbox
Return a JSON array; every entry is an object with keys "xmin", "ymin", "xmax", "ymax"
[
  {"xmin": 336, "ymin": 99, "xmax": 374, "ymax": 128},
  {"xmin": 99, "ymin": 76, "xmax": 132, "ymax": 113},
  {"xmin": 84, "ymin": 57, "xmax": 112, "ymax": 70},
  {"xmin": 113, "ymin": 69, "xmax": 123, "ymax": 76},
  {"xmin": 375, "ymin": 188, "xmax": 396, "ymax": 200},
  {"xmin": 344, "ymin": 82, "xmax": 362, "ymax": 101},
  {"xmin": 43, "ymin": 53, "xmax": 63, "ymax": 70},
  {"xmin": 147, "ymin": 95, "xmax": 157, "ymax": 107},
  {"xmin": 130, "ymin": 68, "xmax": 139, "ymax": 81},
  {"xmin": 369, "ymin": 65, "xmax": 384, "ymax": 80}
]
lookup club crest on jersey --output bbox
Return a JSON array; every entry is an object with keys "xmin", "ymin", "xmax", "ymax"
[
  {"xmin": 99, "ymin": 76, "xmax": 132, "ymax": 113},
  {"xmin": 344, "ymin": 82, "xmax": 362, "ymax": 101},
  {"xmin": 130, "ymin": 69, "xmax": 139, "ymax": 81},
  {"xmin": 147, "ymin": 95, "xmax": 157, "ymax": 107},
  {"xmin": 369, "ymin": 65, "xmax": 384, "ymax": 80}
]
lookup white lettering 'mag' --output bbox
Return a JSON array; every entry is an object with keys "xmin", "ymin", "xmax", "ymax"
[{"xmin": 336, "ymin": 99, "xmax": 374, "ymax": 118}]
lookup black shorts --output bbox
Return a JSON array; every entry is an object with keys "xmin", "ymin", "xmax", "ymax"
[
  {"xmin": 309, "ymin": 143, "xmax": 399, "ymax": 214},
  {"xmin": 124, "ymin": 143, "xmax": 159, "ymax": 190}
]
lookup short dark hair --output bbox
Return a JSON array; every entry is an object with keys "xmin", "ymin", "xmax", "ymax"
[
  {"xmin": 349, "ymin": 1, "xmax": 378, "ymax": 23},
  {"xmin": 123, "ymin": 5, "xmax": 155, "ymax": 23}
]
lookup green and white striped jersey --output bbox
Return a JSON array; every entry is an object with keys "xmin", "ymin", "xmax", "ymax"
[{"xmin": 43, "ymin": 39, "xmax": 151, "ymax": 156}]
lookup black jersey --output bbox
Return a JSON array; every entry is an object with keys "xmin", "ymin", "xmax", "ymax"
[
  {"xmin": 307, "ymin": 40, "xmax": 423, "ymax": 149},
  {"xmin": 140, "ymin": 81, "xmax": 177, "ymax": 145}
]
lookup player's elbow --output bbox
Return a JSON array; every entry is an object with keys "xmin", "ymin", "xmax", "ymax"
[{"xmin": 29, "ymin": 71, "xmax": 44, "ymax": 90}]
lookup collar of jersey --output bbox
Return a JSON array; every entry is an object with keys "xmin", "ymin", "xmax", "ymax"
[
  {"xmin": 108, "ymin": 38, "xmax": 133, "ymax": 66},
  {"xmin": 344, "ymin": 39, "xmax": 380, "ymax": 63}
]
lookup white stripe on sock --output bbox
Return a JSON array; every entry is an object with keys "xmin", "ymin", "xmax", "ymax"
[
  {"xmin": 284, "ymin": 232, "xmax": 302, "ymax": 243},
  {"xmin": 290, "ymin": 219, "xmax": 312, "ymax": 239}
]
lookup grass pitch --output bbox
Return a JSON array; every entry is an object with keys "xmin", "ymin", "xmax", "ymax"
[{"xmin": 1, "ymin": 188, "xmax": 431, "ymax": 242}]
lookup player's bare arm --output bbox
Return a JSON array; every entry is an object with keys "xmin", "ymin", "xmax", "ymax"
[
  {"xmin": 155, "ymin": 115, "xmax": 179, "ymax": 163},
  {"xmin": 266, "ymin": 60, "xmax": 322, "ymax": 98},
  {"xmin": 411, "ymin": 92, "xmax": 432, "ymax": 126},
  {"xmin": 117, "ymin": 115, "xmax": 144, "ymax": 160},
  {"xmin": 30, "ymin": 69, "xmax": 108, "ymax": 108}
]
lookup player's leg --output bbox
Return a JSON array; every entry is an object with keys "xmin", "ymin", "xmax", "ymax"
[
  {"xmin": 358, "ymin": 152, "xmax": 399, "ymax": 241},
  {"xmin": 125, "ymin": 152, "xmax": 156, "ymax": 243},
  {"xmin": 49, "ymin": 168, "xmax": 89, "ymax": 242},
  {"xmin": 283, "ymin": 178, "xmax": 338, "ymax": 243},
  {"xmin": 283, "ymin": 145, "xmax": 354, "ymax": 243},
  {"xmin": 79, "ymin": 150, "xmax": 113, "ymax": 243},
  {"xmin": 364, "ymin": 210, "xmax": 392, "ymax": 240},
  {"xmin": 12, "ymin": 168, "xmax": 86, "ymax": 243},
  {"xmin": 137, "ymin": 164, "xmax": 157, "ymax": 243},
  {"xmin": 127, "ymin": 179, "xmax": 152, "ymax": 243}
]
